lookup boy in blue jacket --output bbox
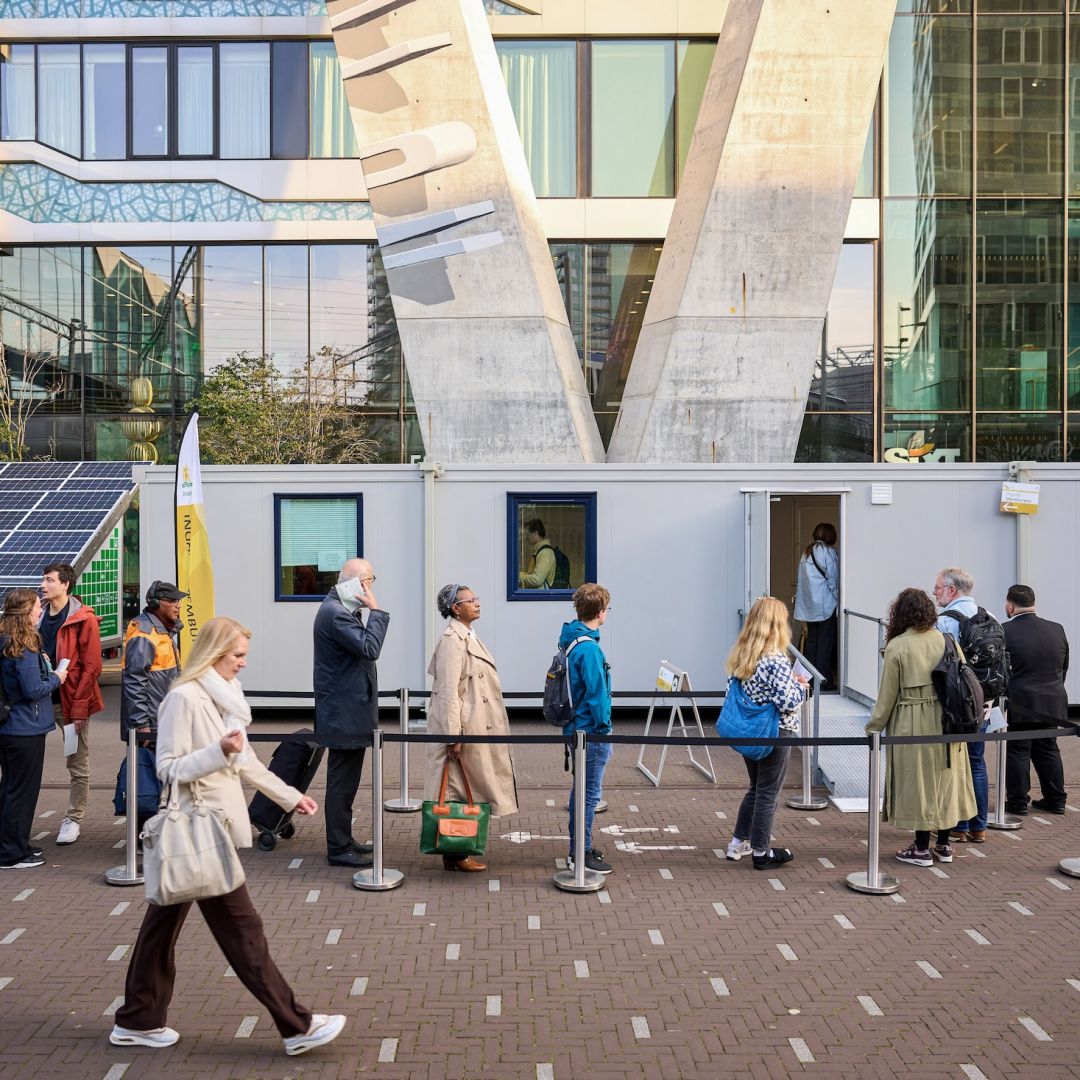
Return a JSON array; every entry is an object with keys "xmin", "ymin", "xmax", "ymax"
[{"xmin": 560, "ymin": 583, "xmax": 613, "ymax": 874}]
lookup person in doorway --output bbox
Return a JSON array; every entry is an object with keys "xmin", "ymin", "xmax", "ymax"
[
  {"xmin": 1003, "ymin": 585, "xmax": 1069, "ymax": 815},
  {"xmin": 0, "ymin": 589, "xmax": 66, "ymax": 869},
  {"xmin": 425, "ymin": 584, "xmax": 518, "ymax": 873},
  {"xmin": 518, "ymin": 518, "xmax": 556, "ymax": 589},
  {"xmin": 867, "ymin": 588, "xmax": 976, "ymax": 867},
  {"xmin": 313, "ymin": 558, "xmax": 389, "ymax": 869},
  {"xmin": 39, "ymin": 561, "xmax": 103, "ymax": 846},
  {"xmin": 793, "ymin": 523, "xmax": 839, "ymax": 690},
  {"xmin": 561, "ymin": 583, "xmax": 614, "ymax": 875},
  {"xmin": 110, "ymin": 616, "xmax": 345, "ymax": 1056},
  {"xmin": 725, "ymin": 596, "xmax": 807, "ymax": 870}
]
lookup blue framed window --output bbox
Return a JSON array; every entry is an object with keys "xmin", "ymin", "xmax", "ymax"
[
  {"xmin": 274, "ymin": 493, "xmax": 362, "ymax": 602},
  {"xmin": 507, "ymin": 493, "xmax": 596, "ymax": 601}
]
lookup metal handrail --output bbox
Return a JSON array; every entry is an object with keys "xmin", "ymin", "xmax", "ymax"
[{"xmin": 788, "ymin": 643, "xmax": 823, "ymax": 786}]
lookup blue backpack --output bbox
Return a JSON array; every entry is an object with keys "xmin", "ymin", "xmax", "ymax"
[{"xmin": 715, "ymin": 678, "xmax": 780, "ymax": 761}]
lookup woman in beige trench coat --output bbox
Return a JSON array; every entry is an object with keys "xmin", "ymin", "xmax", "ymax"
[
  {"xmin": 425, "ymin": 584, "xmax": 518, "ymax": 872},
  {"xmin": 866, "ymin": 588, "xmax": 976, "ymax": 869}
]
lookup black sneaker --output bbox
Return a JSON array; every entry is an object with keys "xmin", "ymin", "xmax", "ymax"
[
  {"xmin": 752, "ymin": 847, "xmax": 794, "ymax": 871},
  {"xmin": 0, "ymin": 854, "xmax": 44, "ymax": 869},
  {"xmin": 584, "ymin": 849, "xmax": 613, "ymax": 874}
]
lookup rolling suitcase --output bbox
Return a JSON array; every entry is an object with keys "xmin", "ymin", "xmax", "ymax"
[{"xmin": 248, "ymin": 730, "xmax": 325, "ymax": 851}]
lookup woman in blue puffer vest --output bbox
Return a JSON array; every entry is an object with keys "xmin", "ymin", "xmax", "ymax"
[{"xmin": 0, "ymin": 588, "xmax": 65, "ymax": 869}]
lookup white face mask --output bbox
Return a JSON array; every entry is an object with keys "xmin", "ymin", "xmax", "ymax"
[{"xmin": 335, "ymin": 577, "xmax": 366, "ymax": 611}]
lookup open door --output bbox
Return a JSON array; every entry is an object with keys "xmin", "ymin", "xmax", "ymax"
[{"xmin": 743, "ymin": 490, "xmax": 771, "ymax": 617}]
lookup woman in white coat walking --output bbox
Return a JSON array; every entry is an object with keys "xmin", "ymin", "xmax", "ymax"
[
  {"xmin": 425, "ymin": 584, "xmax": 518, "ymax": 872},
  {"xmin": 110, "ymin": 616, "xmax": 345, "ymax": 1057}
]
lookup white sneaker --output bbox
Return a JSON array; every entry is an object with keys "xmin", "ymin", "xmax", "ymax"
[
  {"xmin": 283, "ymin": 1014, "xmax": 346, "ymax": 1056},
  {"xmin": 109, "ymin": 1025, "xmax": 180, "ymax": 1048},
  {"xmin": 725, "ymin": 839, "xmax": 752, "ymax": 861},
  {"xmin": 56, "ymin": 818, "xmax": 80, "ymax": 845}
]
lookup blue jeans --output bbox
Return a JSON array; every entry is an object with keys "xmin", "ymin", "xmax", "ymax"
[
  {"xmin": 568, "ymin": 739, "xmax": 612, "ymax": 858},
  {"xmin": 954, "ymin": 721, "xmax": 988, "ymax": 833}
]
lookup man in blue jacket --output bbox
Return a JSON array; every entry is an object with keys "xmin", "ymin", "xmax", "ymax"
[
  {"xmin": 313, "ymin": 558, "xmax": 389, "ymax": 869},
  {"xmin": 561, "ymin": 583, "xmax": 613, "ymax": 875}
]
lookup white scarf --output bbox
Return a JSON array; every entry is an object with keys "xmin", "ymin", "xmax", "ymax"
[{"xmin": 197, "ymin": 667, "xmax": 253, "ymax": 767}]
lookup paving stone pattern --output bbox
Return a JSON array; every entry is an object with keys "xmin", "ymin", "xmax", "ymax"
[{"xmin": 2, "ymin": 705, "xmax": 1079, "ymax": 1079}]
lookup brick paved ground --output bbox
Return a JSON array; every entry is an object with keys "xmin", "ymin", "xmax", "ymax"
[{"xmin": 1, "ymin": 690, "xmax": 1078, "ymax": 1079}]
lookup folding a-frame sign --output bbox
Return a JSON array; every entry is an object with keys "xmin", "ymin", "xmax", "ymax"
[{"xmin": 635, "ymin": 661, "xmax": 716, "ymax": 787}]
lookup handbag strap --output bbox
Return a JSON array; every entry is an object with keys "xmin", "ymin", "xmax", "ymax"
[{"xmin": 436, "ymin": 756, "xmax": 476, "ymax": 807}]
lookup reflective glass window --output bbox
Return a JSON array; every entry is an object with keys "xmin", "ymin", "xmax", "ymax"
[
  {"xmin": 265, "ymin": 244, "xmax": 308, "ymax": 371},
  {"xmin": 795, "ymin": 414, "xmax": 874, "ymax": 463},
  {"xmin": 591, "ymin": 40, "xmax": 675, "ymax": 196},
  {"xmin": 897, "ymin": 1, "xmax": 970, "ymax": 10},
  {"xmin": 883, "ymin": 412, "xmax": 971, "ymax": 462},
  {"xmin": 883, "ymin": 199, "xmax": 972, "ymax": 411},
  {"xmin": 978, "ymin": 1, "xmax": 1062, "ymax": 10},
  {"xmin": 131, "ymin": 47, "xmax": 168, "ymax": 157},
  {"xmin": 200, "ymin": 245, "xmax": 263, "ymax": 370},
  {"xmin": 976, "ymin": 413, "xmax": 1062, "ymax": 461},
  {"xmin": 497, "ymin": 40, "xmax": 577, "ymax": 197},
  {"xmin": 1, "ymin": 44, "xmax": 35, "ymax": 141},
  {"xmin": 220, "ymin": 43, "xmax": 269, "ymax": 158},
  {"xmin": 38, "ymin": 43, "xmax": 80, "ymax": 156},
  {"xmin": 975, "ymin": 199, "xmax": 1062, "ymax": 410},
  {"xmin": 676, "ymin": 39, "xmax": 715, "ymax": 185},
  {"xmin": 309, "ymin": 42, "xmax": 358, "ymax": 158},
  {"xmin": 507, "ymin": 494, "xmax": 597, "ymax": 600},
  {"xmin": 1066, "ymin": 199, "xmax": 1080, "ymax": 407},
  {"xmin": 976, "ymin": 16, "xmax": 1063, "ymax": 196},
  {"xmin": 271, "ymin": 41, "xmax": 308, "ymax": 160},
  {"xmin": 177, "ymin": 46, "xmax": 213, "ymax": 157},
  {"xmin": 275, "ymin": 494, "xmax": 361, "ymax": 601},
  {"xmin": 885, "ymin": 15, "xmax": 972, "ymax": 196},
  {"xmin": 83, "ymin": 44, "xmax": 125, "ymax": 161},
  {"xmin": 1069, "ymin": 20, "xmax": 1080, "ymax": 193},
  {"xmin": 854, "ymin": 111, "xmax": 876, "ymax": 198}
]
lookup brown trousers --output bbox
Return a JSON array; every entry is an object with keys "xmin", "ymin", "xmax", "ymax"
[{"xmin": 115, "ymin": 883, "xmax": 312, "ymax": 1037}]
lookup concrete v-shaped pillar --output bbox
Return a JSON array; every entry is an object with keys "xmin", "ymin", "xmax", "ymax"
[
  {"xmin": 607, "ymin": 0, "xmax": 893, "ymax": 464},
  {"xmin": 328, "ymin": 0, "xmax": 603, "ymax": 463}
]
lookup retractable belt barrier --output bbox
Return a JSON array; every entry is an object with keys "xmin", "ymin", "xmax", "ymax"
[{"xmin": 233, "ymin": 723, "xmax": 1078, "ymax": 897}]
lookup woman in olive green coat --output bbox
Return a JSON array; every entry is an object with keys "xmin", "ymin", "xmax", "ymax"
[{"xmin": 866, "ymin": 588, "xmax": 976, "ymax": 867}]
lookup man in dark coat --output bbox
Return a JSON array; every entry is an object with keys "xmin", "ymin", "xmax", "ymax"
[
  {"xmin": 314, "ymin": 558, "xmax": 389, "ymax": 868},
  {"xmin": 1003, "ymin": 585, "xmax": 1070, "ymax": 815}
]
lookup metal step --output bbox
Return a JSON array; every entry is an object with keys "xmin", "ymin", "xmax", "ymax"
[{"xmin": 815, "ymin": 694, "xmax": 874, "ymax": 811}]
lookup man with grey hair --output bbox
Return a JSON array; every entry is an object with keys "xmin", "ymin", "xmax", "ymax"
[
  {"xmin": 313, "ymin": 558, "xmax": 389, "ymax": 868},
  {"xmin": 933, "ymin": 567, "xmax": 1006, "ymax": 845}
]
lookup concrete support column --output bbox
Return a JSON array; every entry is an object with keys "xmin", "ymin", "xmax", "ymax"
[
  {"xmin": 328, "ymin": 0, "xmax": 603, "ymax": 463},
  {"xmin": 607, "ymin": 0, "xmax": 893, "ymax": 464}
]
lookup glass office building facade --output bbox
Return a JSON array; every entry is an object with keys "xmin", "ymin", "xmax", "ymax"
[{"xmin": 1, "ymin": 2, "xmax": 1078, "ymax": 462}]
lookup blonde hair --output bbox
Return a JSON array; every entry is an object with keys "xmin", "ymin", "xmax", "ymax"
[
  {"xmin": 726, "ymin": 597, "xmax": 791, "ymax": 680},
  {"xmin": 173, "ymin": 616, "xmax": 252, "ymax": 686}
]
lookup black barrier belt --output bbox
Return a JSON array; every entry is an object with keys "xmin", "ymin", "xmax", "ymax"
[
  {"xmin": 245, "ymin": 689, "xmax": 728, "ymax": 701},
  {"xmin": 245, "ymin": 725, "xmax": 1077, "ymax": 749}
]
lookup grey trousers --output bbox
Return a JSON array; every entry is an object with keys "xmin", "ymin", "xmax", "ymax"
[{"xmin": 733, "ymin": 734, "xmax": 793, "ymax": 852}]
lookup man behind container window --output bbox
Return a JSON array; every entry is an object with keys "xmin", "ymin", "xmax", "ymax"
[
  {"xmin": 518, "ymin": 518, "xmax": 556, "ymax": 589},
  {"xmin": 39, "ymin": 561, "xmax": 103, "ymax": 846},
  {"xmin": 1003, "ymin": 584, "xmax": 1069, "ymax": 816}
]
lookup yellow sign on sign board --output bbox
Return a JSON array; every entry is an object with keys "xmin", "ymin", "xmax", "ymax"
[{"xmin": 1000, "ymin": 481, "xmax": 1040, "ymax": 515}]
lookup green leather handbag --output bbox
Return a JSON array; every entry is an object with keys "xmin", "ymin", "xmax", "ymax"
[{"xmin": 419, "ymin": 758, "xmax": 490, "ymax": 857}]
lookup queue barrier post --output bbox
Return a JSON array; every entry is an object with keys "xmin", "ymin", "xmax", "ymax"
[
  {"xmin": 845, "ymin": 730, "xmax": 899, "ymax": 895},
  {"xmin": 353, "ymin": 729, "xmax": 405, "ymax": 892},
  {"xmin": 105, "ymin": 726, "xmax": 144, "ymax": 887},
  {"xmin": 554, "ymin": 731, "xmax": 605, "ymax": 894},
  {"xmin": 786, "ymin": 696, "xmax": 828, "ymax": 812},
  {"xmin": 385, "ymin": 687, "xmax": 422, "ymax": 814},
  {"xmin": 1059, "ymin": 857, "xmax": 1080, "ymax": 878},
  {"xmin": 988, "ymin": 723, "xmax": 1022, "ymax": 831}
]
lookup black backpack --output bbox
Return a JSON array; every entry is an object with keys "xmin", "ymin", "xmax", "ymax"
[
  {"xmin": 542, "ymin": 636, "xmax": 591, "ymax": 727},
  {"xmin": 536, "ymin": 543, "xmax": 572, "ymax": 589},
  {"xmin": 938, "ymin": 607, "xmax": 1009, "ymax": 700},
  {"xmin": 931, "ymin": 634, "xmax": 985, "ymax": 738}
]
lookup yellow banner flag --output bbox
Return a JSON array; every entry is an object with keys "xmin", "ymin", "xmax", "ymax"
[{"xmin": 175, "ymin": 412, "xmax": 215, "ymax": 660}]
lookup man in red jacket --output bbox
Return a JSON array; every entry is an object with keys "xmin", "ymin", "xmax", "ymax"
[{"xmin": 39, "ymin": 562, "xmax": 103, "ymax": 846}]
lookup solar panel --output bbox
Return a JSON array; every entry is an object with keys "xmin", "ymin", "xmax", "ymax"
[
  {"xmin": 0, "ymin": 461, "xmax": 135, "ymax": 597},
  {"xmin": 0, "ymin": 492, "xmax": 47, "ymax": 510},
  {"xmin": 0, "ymin": 530, "xmax": 96, "ymax": 553}
]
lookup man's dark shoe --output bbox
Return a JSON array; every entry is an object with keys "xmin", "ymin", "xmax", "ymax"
[
  {"xmin": 1031, "ymin": 799, "xmax": 1067, "ymax": 815},
  {"xmin": 752, "ymin": 847, "xmax": 795, "ymax": 870},
  {"xmin": 327, "ymin": 850, "xmax": 373, "ymax": 868},
  {"xmin": 1005, "ymin": 803, "xmax": 1029, "ymax": 816},
  {"xmin": 351, "ymin": 841, "xmax": 374, "ymax": 855}
]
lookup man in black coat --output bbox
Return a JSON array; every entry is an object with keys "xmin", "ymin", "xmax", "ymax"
[
  {"xmin": 1003, "ymin": 584, "xmax": 1070, "ymax": 815},
  {"xmin": 314, "ymin": 558, "xmax": 390, "ymax": 867}
]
